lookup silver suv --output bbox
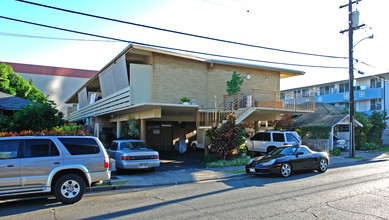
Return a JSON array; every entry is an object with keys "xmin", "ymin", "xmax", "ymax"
[
  {"xmin": 246, "ymin": 131, "xmax": 301, "ymax": 154},
  {"xmin": 0, "ymin": 136, "xmax": 111, "ymax": 204}
]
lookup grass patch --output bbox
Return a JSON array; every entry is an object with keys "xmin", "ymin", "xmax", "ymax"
[
  {"xmin": 204, "ymin": 155, "xmax": 251, "ymax": 168},
  {"xmin": 329, "ymin": 148, "xmax": 341, "ymax": 156},
  {"xmin": 221, "ymin": 169, "xmax": 246, "ymax": 174},
  {"xmin": 348, "ymin": 156, "xmax": 364, "ymax": 159},
  {"xmin": 367, "ymin": 146, "xmax": 389, "ymax": 152}
]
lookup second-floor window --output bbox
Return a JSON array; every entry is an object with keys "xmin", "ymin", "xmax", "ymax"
[
  {"xmin": 339, "ymin": 83, "xmax": 349, "ymax": 93},
  {"xmin": 319, "ymin": 85, "xmax": 335, "ymax": 95},
  {"xmin": 370, "ymin": 78, "xmax": 382, "ymax": 88}
]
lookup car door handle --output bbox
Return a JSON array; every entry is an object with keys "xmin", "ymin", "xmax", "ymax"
[
  {"xmin": 7, "ymin": 164, "xmax": 14, "ymax": 167},
  {"xmin": 54, "ymin": 162, "xmax": 60, "ymax": 164}
]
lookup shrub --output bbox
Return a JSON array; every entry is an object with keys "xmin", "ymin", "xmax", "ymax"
[
  {"xmin": 206, "ymin": 113, "xmax": 245, "ymax": 160},
  {"xmin": 0, "ymin": 128, "xmax": 91, "ymax": 137},
  {"xmin": 0, "ymin": 100, "xmax": 64, "ymax": 132},
  {"xmin": 204, "ymin": 155, "xmax": 251, "ymax": 168},
  {"xmin": 180, "ymin": 97, "xmax": 191, "ymax": 102},
  {"xmin": 329, "ymin": 148, "xmax": 341, "ymax": 156},
  {"xmin": 300, "ymin": 125, "xmax": 331, "ymax": 139}
]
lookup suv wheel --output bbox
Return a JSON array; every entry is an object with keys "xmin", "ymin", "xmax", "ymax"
[{"xmin": 54, "ymin": 174, "xmax": 86, "ymax": 204}]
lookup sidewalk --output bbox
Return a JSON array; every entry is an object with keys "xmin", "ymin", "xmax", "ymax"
[{"xmin": 93, "ymin": 150, "xmax": 389, "ymax": 191}]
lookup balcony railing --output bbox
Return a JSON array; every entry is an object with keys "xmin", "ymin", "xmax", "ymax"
[
  {"xmin": 68, "ymin": 87, "xmax": 131, "ymax": 121},
  {"xmin": 197, "ymin": 108, "xmax": 229, "ymax": 127},
  {"xmin": 224, "ymin": 89, "xmax": 315, "ymax": 111},
  {"xmin": 197, "ymin": 89, "xmax": 315, "ymax": 126}
]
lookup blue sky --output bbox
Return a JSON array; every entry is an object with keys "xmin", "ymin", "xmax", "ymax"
[{"xmin": 0, "ymin": 0, "xmax": 388, "ymax": 90}]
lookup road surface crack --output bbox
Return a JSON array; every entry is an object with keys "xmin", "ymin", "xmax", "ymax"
[
  {"xmin": 50, "ymin": 207, "xmax": 58, "ymax": 220},
  {"xmin": 141, "ymin": 190, "xmax": 166, "ymax": 201},
  {"xmin": 325, "ymin": 192, "xmax": 387, "ymax": 220}
]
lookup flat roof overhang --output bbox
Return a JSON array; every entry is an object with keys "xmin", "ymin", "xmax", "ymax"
[{"xmin": 108, "ymin": 103, "xmax": 199, "ymax": 122}]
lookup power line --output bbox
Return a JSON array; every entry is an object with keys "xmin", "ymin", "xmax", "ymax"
[
  {"xmin": 15, "ymin": 0, "xmax": 348, "ymax": 60},
  {"xmin": 1, "ymin": 30, "xmax": 377, "ymax": 71},
  {"xmin": 0, "ymin": 15, "xmax": 348, "ymax": 69},
  {"xmin": 0, "ymin": 31, "xmax": 123, "ymax": 42}
]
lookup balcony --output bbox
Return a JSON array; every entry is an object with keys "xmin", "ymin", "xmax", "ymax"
[
  {"xmin": 68, "ymin": 87, "xmax": 131, "ymax": 122},
  {"xmin": 198, "ymin": 89, "xmax": 315, "ymax": 126},
  {"xmin": 317, "ymin": 87, "xmax": 383, "ymax": 104}
]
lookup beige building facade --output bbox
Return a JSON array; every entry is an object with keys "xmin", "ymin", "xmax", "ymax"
[{"xmin": 66, "ymin": 44, "xmax": 314, "ymax": 151}]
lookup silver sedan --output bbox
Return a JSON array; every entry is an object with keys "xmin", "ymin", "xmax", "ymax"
[{"xmin": 107, "ymin": 140, "xmax": 160, "ymax": 171}]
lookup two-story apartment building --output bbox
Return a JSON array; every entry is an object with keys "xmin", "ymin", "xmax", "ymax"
[
  {"xmin": 282, "ymin": 73, "xmax": 388, "ymax": 116},
  {"xmin": 66, "ymin": 44, "xmax": 315, "ymax": 151}
]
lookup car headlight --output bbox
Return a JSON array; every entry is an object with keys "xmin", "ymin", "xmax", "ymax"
[{"xmin": 261, "ymin": 159, "xmax": 275, "ymax": 167}]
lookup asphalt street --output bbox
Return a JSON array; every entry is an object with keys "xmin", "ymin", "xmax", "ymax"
[{"xmin": 1, "ymin": 160, "xmax": 388, "ymax": 219}]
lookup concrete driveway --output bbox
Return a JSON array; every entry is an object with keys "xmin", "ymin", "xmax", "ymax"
[{"xmin": 156, "ymin": 149, "xmax": 205, "ymax": 171}]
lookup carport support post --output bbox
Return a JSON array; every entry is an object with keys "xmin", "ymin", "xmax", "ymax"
[
  {"xmin": 116, "ymin": 121, "xmax": 121, "ymax": 139},
  {"xmin": 140, "ymin": 119, "xmax": 146, "ymax": 141},
  {"xmin": 254, "ymin": 121, "xmax": 259, "ymax": 133}
]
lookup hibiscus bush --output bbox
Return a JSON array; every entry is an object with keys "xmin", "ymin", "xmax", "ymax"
[{"xmin": 206, "ymin": 113, "xmax": 246, "ymax": 160}]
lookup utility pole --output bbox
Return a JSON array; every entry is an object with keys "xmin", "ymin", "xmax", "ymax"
[{"xmin": 340, "ymin": 0, "xmax": 365, "ymax": 157}]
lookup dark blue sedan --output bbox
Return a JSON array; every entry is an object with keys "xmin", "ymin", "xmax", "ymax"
[{"xmin": 245, "ymin": 145, "xmax": 329, "ymax": 177}]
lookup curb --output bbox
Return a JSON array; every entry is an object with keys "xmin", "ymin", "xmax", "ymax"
[{"xmin": 91, "ymin": 152, "xmax": 389, "ymax": 192}]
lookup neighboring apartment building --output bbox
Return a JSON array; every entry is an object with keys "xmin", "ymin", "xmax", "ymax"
[
  {"xmin": 282, "ymin": 73, "xmax": 389, "ymax": 116},
  {"xmin": 3, "ymin": 62, "xmax": 97, "ymax": 116},
  {"xmin": 65, "ymin": 44, "xmax": 315, "ymax": 151}
]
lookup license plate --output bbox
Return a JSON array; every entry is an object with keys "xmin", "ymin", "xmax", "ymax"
[
  {"xmin": 249, "ymin": 168, "xmax": 255, "ymax": 173},
  {"xmin": 139, "ymin": 163, "xmax": 149, "ymax": 168}
]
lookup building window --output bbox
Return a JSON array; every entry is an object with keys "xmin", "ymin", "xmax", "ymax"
[
  {"xmin": 371, "ymin": 99, "xmax": 382, "ymax": 111},
  {"xmin": 339, "ymin": 83, "xmax": 349, "ymax": 93},
  {"xmin": 320, "ymin": 87, "xmax": 325, "ymax": 95},
  {"xmin": 370, "ymin": 78, "xmax": 382, "ymax": 89},
  {"xmin": 302, "ymin": 89, "xmax": 309, "ymax": 97},
  {"xmin": 320, "ymin": 85, "xmax": 335, "ymax": 95},
  {"xmin": 337, "ymin": 125, "xmax": 349, "ymax": 132}
]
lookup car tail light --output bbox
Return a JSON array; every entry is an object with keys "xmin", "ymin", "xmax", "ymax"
[
  {"xmin": 283, "ymin": 143, "xmax": 288, "ymax": 145},
  {"xmin": 153, "ymin": 155, "xmax": 159, "ymax": 159},
  {"xmin": 104, "ymin": 157, "xmax": 109, "ymax": 168},
  {"xmin": 122, "ymin": 156, "xmax": 132, "ymax": 160},
  {"xmin": 335, "ymin": 142, "xmax": 340, "ymax": 145}
]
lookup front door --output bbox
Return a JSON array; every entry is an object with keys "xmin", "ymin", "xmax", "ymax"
[{"xmin": 0, "ymin": 140, "xmax": 21, "ymax": 188}]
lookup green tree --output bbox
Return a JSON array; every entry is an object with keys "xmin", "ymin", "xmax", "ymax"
[
  {"xmin": 0, "ymin": 100, "xmax": 64, "ymax": 132},
  {"xmin": 355, "ymin": 112, "xmax": 372, "ymax": 150},
  {"xmin": 206, "ymin": 113, "xmax": 245, "ymax": 160},
  {"xmin": 367, "ymin": 110, "xmax": 387, "ymax": 149},
  {"xmin": 0, "ymin": 63, "xmax": 46, "ymax": 103},
  {"xmin": 226, "ymin": 71, "xmax": 244, "ymax": 95}
]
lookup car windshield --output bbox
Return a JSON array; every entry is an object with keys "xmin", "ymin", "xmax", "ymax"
[
  {"xmin": 120, "ymin": 141, "xmax": 151, "ymax": 150},
  {"xmin": 269, "ymin": 146, "xmax": 298, "ymax": 156}
]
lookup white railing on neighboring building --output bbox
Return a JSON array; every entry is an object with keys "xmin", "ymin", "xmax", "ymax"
[{"xmin": 68, "ymin": 87, "xmax": 131, "ymax": 121}]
